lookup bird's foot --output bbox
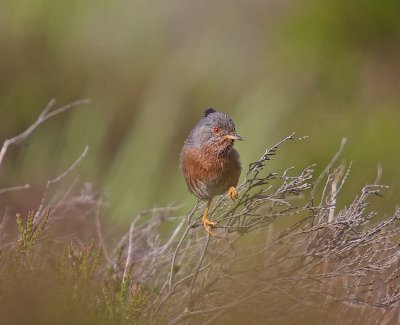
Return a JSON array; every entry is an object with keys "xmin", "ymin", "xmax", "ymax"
[
  {"xmin": 228, "ymin": 186, "xmax": 238, "ymax": 201},
  {"xmin": 201, "ymin": 213, "xmax": 217, "ymax": 236}
]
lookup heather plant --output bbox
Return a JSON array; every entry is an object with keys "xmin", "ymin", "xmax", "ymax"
[{"xmin": 0, "ymin": 101, "xmax": 399, "ymax": 324}]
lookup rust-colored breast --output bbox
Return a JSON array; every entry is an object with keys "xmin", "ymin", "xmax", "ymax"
[{"xmin": 180, "ymin": 145, "xmax": 241, "ymax": 200}]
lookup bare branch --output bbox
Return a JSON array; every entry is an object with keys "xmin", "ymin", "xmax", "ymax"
[
  {"xmin": 35, "ymin": 145, "xmax": 90, "ymax": 224},
  {"xmin": 314, "ymin": 137, "xmax": 347, "ymax": 190},
  {"xmin": 95, "ymin": 197, "xmax": 111, "ymax": 264},
  {"xmin": 0, "ymin": 183, "xmax": 30, "ymax": 195},
  {"xmin": 0, "ymin": 98, "xmax": 91, "ymax": 170},
  {"xmin": 123, "ymin": 219, "xmax": 136, "ymax": 280}
]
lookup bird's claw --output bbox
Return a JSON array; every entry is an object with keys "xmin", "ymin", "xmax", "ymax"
[
  {"xmin": 201, "ymin": 215, "xmax": 217, "ymax": 236},
  {"xmin": 228, "ymin": 186, "xmax": 238, "ymax": 201},
  {"xmin": 201, "ymin": 217, "xmax": 217, "ymax": 227}
]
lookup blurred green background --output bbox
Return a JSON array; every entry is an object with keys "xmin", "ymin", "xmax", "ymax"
[{"xmin": 1, "ymin": 0, "xmax": 399, "ymax": 223}]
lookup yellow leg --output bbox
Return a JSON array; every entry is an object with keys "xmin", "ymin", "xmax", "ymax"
[
  {"xmin": 228, "ymin": 186, "xmax": 238, "ymax": 201},
  {"xmin": 201, "ymin": 199, "xmax": 216, "ymax": 235}
]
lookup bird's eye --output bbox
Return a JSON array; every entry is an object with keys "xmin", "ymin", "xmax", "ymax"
[{"xmin": 213, "ymin": 127, "xmax": 220, "ymax": 134}]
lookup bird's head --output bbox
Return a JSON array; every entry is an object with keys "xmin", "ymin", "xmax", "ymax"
[{"xmin": 187, "ymin": 108, "xmax": 243, "ymax": 154}]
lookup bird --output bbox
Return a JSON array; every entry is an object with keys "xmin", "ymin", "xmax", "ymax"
[{"xmin": 180, "ymin": 108, "xmax": 243, "ymax": 235}]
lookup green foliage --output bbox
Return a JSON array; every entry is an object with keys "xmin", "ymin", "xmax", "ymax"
[
  {"xmin": 0, "ymin": 212, "xmax": 148, "ymax": 325},
  {"xmin": 102, "ymin": 269, "xmax": 148, "ymax": 324},
  {"xmin": 16, "ymin": 211, "xmax": 48, "ymax": 255}
]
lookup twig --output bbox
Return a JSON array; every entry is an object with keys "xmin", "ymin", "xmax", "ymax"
[
  {"xmin": 35, "ymin": 145, "xmax": 89, "ymax": 223},
  {"xmin": 0, "ymin": 98, "xmax": 91, "ymax": 170},
  {"xmin": 95, "ymin": 197, "xmax": 111, "ymax": 264},
  {"xmin": 373, "ymin": 162, "xmax": 383, "ymax": 185},
  {"xmin": 168, "ymin": 201, "xmax": 199, "ymax": 290},
  {"xmin": 314, "ymin": 137, "xmax": 347, "ymax": 191},
  {"xmin": 188, "ymin": 235, "xmax": 210, "ymax": 303},
  {"xmin": 328, "ymin": 163, "xmax": 345, "ymax": 223},
  {"xmin": 159, "ymin": 217, "xmax": 185, "ymax": 255},
  {"xmin": 123, "ymin": 219, "xmax": 135, "ymax": 280},
  {"xmin": 167, "ymin": 285, "xmax": 274, "ymax": 325},
  {"xmin": 0, "ymin": 184, "xmax": 30, "ymax": 195},
  {"xmin": 248, "ymin": 132, "xmax": 296, "ymax": 174},
  {"xmin": 47, "ymin": 146, "xmax": 90, "ymax": 186},
  {"xmin": 0, "ymin": 209, "xmax": 9, "ymax": 244}
]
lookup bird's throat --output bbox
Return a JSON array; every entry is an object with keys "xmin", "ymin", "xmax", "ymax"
[{"xmin": 216, "ymin": 140, "xmax": 234, "ymax": 157}]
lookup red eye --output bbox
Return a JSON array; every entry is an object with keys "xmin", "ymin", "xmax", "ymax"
[{"xmin": 213, "ymin": 127, "xmax": 220, "ymax": 134}]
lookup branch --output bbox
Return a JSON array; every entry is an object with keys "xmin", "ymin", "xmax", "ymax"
[
  {"xmin": 314, "ymin": 137, "xmax": 347, "ymax": 190},
  {"xmin": 35, "ymin": 145, "xmax": 90, "ymax": 224},
  {"xmin": 0, "ymin": 184, "xmax": 30, "ymax": 195},
  {"xmin": 0, "ymin": 98, "xmax": 91, "ymax": 170}
]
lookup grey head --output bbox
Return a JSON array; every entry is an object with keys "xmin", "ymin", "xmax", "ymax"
[{"xmin": 185, "ymin": 108, "xmax": 243, "ymax": 151}]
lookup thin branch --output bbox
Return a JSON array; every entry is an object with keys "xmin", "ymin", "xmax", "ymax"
[
  {"xmin": 314, "ymin": 137, "xmax": 347, "ymax": 190},
  {"xmin": 373, "ymin": 162, "xmax": 383, "ymax": 185},
  {"xmin": 48, "ymin": 145, "xmax": 90, "ymax": 186},
  {"xmin": 123, "ymin": 219, "xmax": 136, "ymax": 280},
  {"xmin": 248, "ymin": 132, "xmax": 296, "ymax": 174},
  {"xmin": 328, "ymin": 162, "xmax": 345, "ymax": 223},
  {"xmin": 168, "ymin": 201, "xmax": 199, "ymax": 290},
  {"xmin": 0, "ymin": 98, "xmax": 91, "ymax": 170},
  {"xmin": 35, "ymin": 145, "xmax": 89, "ymax": 223},
  {"xmin": 188, "ymin": 235, "xmax": 210, "ymax": 303},
  {"xmin": 95, "ymin": 197, "xmax": 111, "ymax": 264},
  {"xmin": 0, "ymin": 184, "xmax": 30, "ymax": 195},
  {"xmin": 0, "ymin": 209, "xmax": 9, "ymax": 244},
  {"xmin": 159, "ymin": 217, "xmax": 186, "ymax": 255}
]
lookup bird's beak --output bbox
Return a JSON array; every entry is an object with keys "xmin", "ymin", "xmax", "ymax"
[{"xmin": 224, "ymin": 133, "xmax": 244, "ymax": 141}]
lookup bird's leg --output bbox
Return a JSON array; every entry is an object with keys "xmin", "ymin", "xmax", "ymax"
[
  {"xmin": 228, "ymin": 186, "xmax": 238, "ymax": 201},
  {"xmin": 201, "ymin": 199, "xmax": 216, "ymax": 235}
]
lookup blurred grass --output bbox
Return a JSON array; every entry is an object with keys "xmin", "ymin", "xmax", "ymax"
[{"xmin": 1, "ymin": 0, "xmax": 399, "ymax": 222}]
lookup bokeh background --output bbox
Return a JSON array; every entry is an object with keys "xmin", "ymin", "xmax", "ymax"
[{"xmin": 1, "ymin": 0, "xmax": 399, "ymax": 223}]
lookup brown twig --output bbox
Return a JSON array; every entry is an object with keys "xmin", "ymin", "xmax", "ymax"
[{"xmin": 0, "ymin": 98, "xmax": 91, "ymax": 170}]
